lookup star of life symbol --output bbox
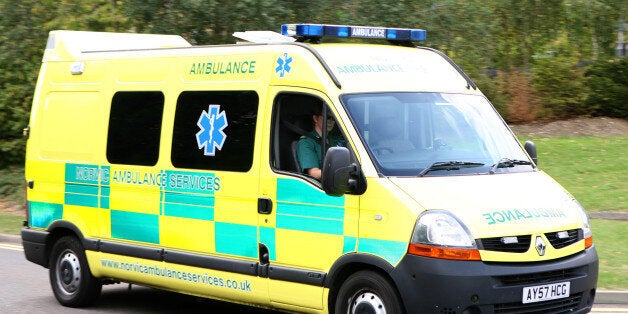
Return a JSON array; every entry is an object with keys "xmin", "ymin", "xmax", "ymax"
[
  {"xmin": 196, "ymin": 104, "xmax": 228, "ymax": 156},
  {"xmin": 275, "ymin": 53, "xmax": 292, "ymax": 77}
]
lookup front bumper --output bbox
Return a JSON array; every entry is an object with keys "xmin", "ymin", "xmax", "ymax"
[{"xmin": 391, "ymin": 247, "xmax": 598, "ymax": 314}]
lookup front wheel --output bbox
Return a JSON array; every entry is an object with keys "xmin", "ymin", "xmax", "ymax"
[
  {"xmin": 335, "ymin": 270, "xmax": 403, "ymax": 314},
  {"xmin": 49, "ymin": 235, "xmax": 102, "ymax": 307}
]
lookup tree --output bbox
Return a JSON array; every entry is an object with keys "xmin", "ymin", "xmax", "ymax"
[
  {"xmin": 0, "ymin": 1, "xmax": 53, "ymax": 167},
  {"xmin": 411, "ymin": 0, "xmax": 496, "ymax": 76},
  {"xmin": 0, "ymin": 0, "xmax": 128, "ymax": 167},
  {"xmin": 492, "ymin": 0, "xmax": 564, "ymax": 68},
  {"xmin": 564, "ymin": 0, "xmax": 626, "ymax": 60},
  {"xmin": 124, "ymin": 0, "xmax": 292, "ymax": 45}
]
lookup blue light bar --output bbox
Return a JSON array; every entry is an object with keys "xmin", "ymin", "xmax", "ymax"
[{"xmin": 281, "ymin": 24, "xmax": 427, "ymax": 42}]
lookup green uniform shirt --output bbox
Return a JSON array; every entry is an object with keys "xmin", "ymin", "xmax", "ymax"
[{"xmin": 296, "ymin": 130, "xmax": 345, "ymax": 173}]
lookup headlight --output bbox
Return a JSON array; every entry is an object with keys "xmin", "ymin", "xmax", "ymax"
[
  {"xmin": 408, "ymin": 210, "xmax": 480, "ymax": 260},
  {"xmin": 573, "ymin": 199, "xmax": 593, "ymax": 248},
  {"xmin": 412, "ymin": 210, "xmax": 475, "ymax": 247},
  {"xmin": 574, "ymin": 200, "xmax": 590, "ymax": 229}
]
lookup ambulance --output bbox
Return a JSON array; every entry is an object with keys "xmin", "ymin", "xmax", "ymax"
[{"xmin": 22, "ymin": 24, "xmax": 598, "ymax": 313}]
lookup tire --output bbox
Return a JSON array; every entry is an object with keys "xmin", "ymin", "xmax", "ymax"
[
  {"xmin": 334, "ymin": 270, "xmax": 404, "ymax": 314},
  {"xmin": 49, "ymin": 235, "xmax": 102, "ymax": 307}
]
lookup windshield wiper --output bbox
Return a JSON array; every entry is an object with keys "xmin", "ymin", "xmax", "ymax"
[
  {"xmin": 489, "ymin": 158, "xmax": 533, "ymax": 174},
  {"xmin": 418, "ymin": 161, "xmax": 485, "ymax": 177}
]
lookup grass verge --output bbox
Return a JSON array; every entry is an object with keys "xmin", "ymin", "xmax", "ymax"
[
  {"xmin": 592, "ymin": 219, "xmax": 628, "ymax": 289},
  {"xmin": 524, "ymin": 136, "xmax": 627, "ymax": 212},
  {"xmin": 0, "ymin": 211, "xmax": 22, "ymax": 235},
  {"xmin": 0, "ymin": 166, "xmax": 24, "ymax": 235}
]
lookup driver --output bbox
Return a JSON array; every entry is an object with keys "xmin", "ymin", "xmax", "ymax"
[{"xmin": 296, "ymin": 105, "xmax": 344, "ymax": 179}]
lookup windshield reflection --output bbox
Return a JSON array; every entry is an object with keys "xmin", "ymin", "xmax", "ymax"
[{"xmin": 342, "ymin": 92, "xmax": 533, "ymax": 176}]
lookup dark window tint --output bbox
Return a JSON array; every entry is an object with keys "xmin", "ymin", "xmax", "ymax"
[
  {"xmin": 107, "ymin": 91, "xmax": 164, "ymax": 166},
  {"xmin": 271, "ymin": 93, "xmax": 327, "ymax": 173},
  {"xmin": 172, "ymin": 91, "xmax": 258, "ymax": 172}
]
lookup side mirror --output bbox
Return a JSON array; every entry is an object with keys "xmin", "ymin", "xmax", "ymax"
[
  {"xmin": 524, "ymin": 141, "xmax": 538, "ymax": 166},
  {"xmin": 322, "ymin": 147, "xmax": 366, "ymax": 196}
]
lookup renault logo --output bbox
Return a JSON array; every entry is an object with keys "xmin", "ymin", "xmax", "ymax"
[{"xmin": 535, "ymin": 236, "xmax": 546, "ymax": 256}]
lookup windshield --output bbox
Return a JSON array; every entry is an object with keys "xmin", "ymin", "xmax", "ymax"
[{"xmin": 342, "ymin": 92, "xmax": 533, "ymax": 176}]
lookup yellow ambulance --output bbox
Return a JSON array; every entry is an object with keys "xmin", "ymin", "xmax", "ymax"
[{"xmin": 22, "ymin": 24, "xmax": 598, "ymax": 313}]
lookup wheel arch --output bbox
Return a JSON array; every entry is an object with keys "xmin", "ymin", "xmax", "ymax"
[
  {"xmin": 325, "ymin": 253, "xmax": 404, "ymax": 314},
  {"xmin": 45, "ymin": 220, "xmax": 88, "ymax": 265}
]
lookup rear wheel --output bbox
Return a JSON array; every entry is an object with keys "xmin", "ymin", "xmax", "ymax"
[
  {"xmin": 49, "ymin": 235, "xmax": 102, "ymax": 307},
  {"xmin": 335, "ymin": 270, "xmax": 403, "ymax": 314}
]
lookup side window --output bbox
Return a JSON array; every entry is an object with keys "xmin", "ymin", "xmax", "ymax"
[
  {"xmin": 172, "ymin": 91, "xmax": 258, "ymax": 172},
  {"xmin": 271, "ymin": 93, "xmax": 345, "ymax": 178},
  {"xmin": 106, "ymin": 91, "xmax": 164, "ymax": 166}
]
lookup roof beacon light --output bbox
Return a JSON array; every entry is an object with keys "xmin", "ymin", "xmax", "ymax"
[{"xmin": 281, "ymin": 24, "xmax": 426, "ymax": 44}]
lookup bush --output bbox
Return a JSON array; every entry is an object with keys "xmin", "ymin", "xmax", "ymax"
[
  {"xmin": 532, "ymin": 57, "xmax": 588, "ymax": 120},
  {"xmin": 496, "ymin": 69, "xmax": 540, "ymax": 123},
  {"xmin": 585, "ymin": 59, "xmax": 628, "ymax": 118},
  {"xmin": 0, "ymin": 166, "xmax": 24, "ymax": 205},
  {"xmin": 0, "ymin": 82, "xmax": 29, "ymax": 168}
]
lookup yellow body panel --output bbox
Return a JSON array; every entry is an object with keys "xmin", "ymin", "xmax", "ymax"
[
  {"xmin": 108, "ymin": 185, "xmax": 160, "ymax": 215},
  {"xmin": 160, "ymin": 216, "xmax": 215, "ymax": 252},
  {"xmin": 24, "ymin": 161, "xmax": 65, "ymax": 204},
  {"xmin": 269, "ymin": 280, "xmax": 324, "ymax": 310},
  {"xmin": 63, "ymin": 205, "xmax": 105, "ymax": 238},
  {"xmin": 48, "ymin": 61, "xmax": 106, "ymax": 85},
  {"xmin": 39, "ymin": 92, "xmax": 104, "ymax": 162},
  {"xmin": 275, "ymin": 229, "xmax": 343, "ymax": 269},
  {"xmin": 87, "ymin": 251, "xmax": 269, "ymax": 306}
]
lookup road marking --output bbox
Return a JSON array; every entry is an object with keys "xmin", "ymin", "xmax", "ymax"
[{"xmin": 0, "ymin": 243, "xmax": 23, "ymax": 251}]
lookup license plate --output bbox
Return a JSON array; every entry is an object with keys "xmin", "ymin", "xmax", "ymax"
[{"xmin": 522, "ymin": 281, "xmax": 570, "ymax": 304}]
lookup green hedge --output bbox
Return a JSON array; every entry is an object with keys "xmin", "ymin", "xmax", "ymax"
[
  {"xmin": 585, "ymin": 58, "xmax": 628, "ymax": 118},
  {"xmin": 532, "ymin": 58, "xmax": 588, "ymax": 120}
]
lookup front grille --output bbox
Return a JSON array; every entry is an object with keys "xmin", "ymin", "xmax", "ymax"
[
  {"xmin": 479, "ymin": 229, "xmax": 583, "ymax": 253},
  {"xmin": 545, "ymin": 229, "xmax": 582, "ymax": 249},
  {"xmin": 496, "ymin": 267, "xmax": 583, "ymax": 286},
  {"xmin": 494, "ymin": 293, "xmax": 582, "ymax": 314},
  {"xmin": 479, "ymin": 235, "xmax": 531, "ymax": 253}
]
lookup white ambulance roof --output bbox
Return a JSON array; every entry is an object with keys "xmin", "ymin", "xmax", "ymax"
[{"xmin": 43, "ymin": 30, "xmax": 191, "ymax": 62}]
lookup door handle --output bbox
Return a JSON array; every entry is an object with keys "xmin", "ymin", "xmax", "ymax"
[
  {"xmin": 257, "ymin": 198, "xmax": 273, "ymax": 214},
  {"xmin": 258, "ymin": 244, "xmax": 269, "ymax": 278}
]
